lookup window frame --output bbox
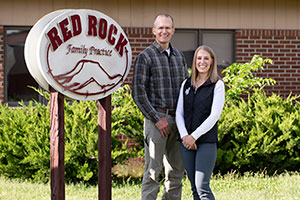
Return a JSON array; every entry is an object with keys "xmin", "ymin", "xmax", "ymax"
[
  {"xmin": 172, "ymin": 28, "xmax": 236, "ymax": 70},
  {"xmin": 200, "ymin": 29, "xmax": 236, "ymax": 69},
  {"xmin": 4, "ymin": 26, "xmax": 47, "ymax": 106}
]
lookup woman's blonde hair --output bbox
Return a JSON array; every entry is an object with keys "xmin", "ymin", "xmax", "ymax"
[{"xmin": 191, "ymin": 45, "xmax": 219, "ymax": 87}]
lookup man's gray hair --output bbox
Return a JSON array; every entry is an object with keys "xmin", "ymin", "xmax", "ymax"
[{"xmin": 153, "ymin": 13, "xmax": 174, "ymax": 27}]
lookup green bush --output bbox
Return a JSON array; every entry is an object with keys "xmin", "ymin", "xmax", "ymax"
[
  {"xmin": 111, "ymin": 85, "xmax": 144, "ymax": 148},
  {"xmin": 216, "ymin": 89, "xmax": 300, "ymax": 174},
  {"xmin": 0, "ymin": 101, "xmax": 50, "ymax": 182},
  {"xmin": 0, "ymin": 89, "xmax": 140, "ymax": 184},
  {"xmin": 216, "ymin": 55, "xmax": 300, "ymax": 175}
]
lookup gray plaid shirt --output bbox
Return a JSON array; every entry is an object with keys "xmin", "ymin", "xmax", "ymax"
[{"xmin": 132, "ymin": 41, "xmax": 188, "ymax": 123}]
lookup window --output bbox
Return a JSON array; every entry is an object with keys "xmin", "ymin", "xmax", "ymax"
[
  {"xmin": 171, "ymin": 30, "xmax": 199, "ymax": 68},
  {"xmin": 171, "ymin": 29, "xmax": 234, "ymax": 73},
  {"xmin": 4, "ymin": 27, "xmax": 46, "ymax": 106},
  {"xmin": 202, "ymin": 31, "xmax": 234, "ymax": 68}
]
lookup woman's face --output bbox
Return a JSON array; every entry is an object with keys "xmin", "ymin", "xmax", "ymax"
[{"xmin": 195, "ymin": 49, "xmax": 213, "ymax": 75}]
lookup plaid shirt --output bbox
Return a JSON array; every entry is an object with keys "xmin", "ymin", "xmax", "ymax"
[{"xmin": 132, "ymin": 41, "xmax": 188, "ymax": 123}]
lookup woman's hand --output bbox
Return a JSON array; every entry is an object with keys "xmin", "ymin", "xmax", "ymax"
[{"xmin": 182, "ymin": 135, "xmax": 197, "ymax": 150}]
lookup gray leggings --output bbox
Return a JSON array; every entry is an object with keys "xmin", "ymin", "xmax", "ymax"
[{"xmin": 180, "ymin": 143, "xmax": 217, "ymax": 200}]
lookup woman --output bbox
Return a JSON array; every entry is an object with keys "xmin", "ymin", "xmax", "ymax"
[{"xmin": 176, "ymin": 45, "xmax": 225, "ymax": 200}]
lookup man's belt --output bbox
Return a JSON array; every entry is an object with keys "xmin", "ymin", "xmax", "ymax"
[{"xmin": 155, "ymin": 107, "xmax": 175, "ymax": 116}]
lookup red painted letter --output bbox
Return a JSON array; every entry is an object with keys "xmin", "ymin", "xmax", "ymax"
[
  {"xmin": 71, "ymin": 14, "xmax": 82, "ymax": 36},
  {"xmin": 59, "ymin": 18, "xmax": 72, "ymax": 42},
  {"xmin": 107, "ymin": 24, "xmax": 117, "ymax": 45},
  {"xmin": 98, "ymin": 18, "xmax": 107, "ymax": 39},
  {"xmin": 88, "ymin": 15, "xmax": 97, "ymax": 36},
  {"xmin": 115, "ymin": 33, "xmax": 128, "ymax": 57},
  {"xmin": 47, "ymin": 27, "xmax": 63, "ymax": 51}
]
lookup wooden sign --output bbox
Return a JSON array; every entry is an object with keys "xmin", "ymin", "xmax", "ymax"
[
  {"xmin": 25, "ymin": 9, "xmax": 132, "ymax": 101},
  {"xmin": 24, "ymin": 9, "xmax": 132, "ymax": 200}
]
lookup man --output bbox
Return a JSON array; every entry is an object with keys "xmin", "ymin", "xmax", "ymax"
[{"xmin": 132, "ymin": 13, "xmax": 189, "ymax": 200}]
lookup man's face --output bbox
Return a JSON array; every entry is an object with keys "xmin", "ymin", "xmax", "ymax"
[{"xmin": 152, "ymin": 16, "xmax": 175, "ymax": 47}]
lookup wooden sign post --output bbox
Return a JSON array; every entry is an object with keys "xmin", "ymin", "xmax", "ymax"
[
  {"xmin": 97, "ymin": 96, "xmax": 112, "ymax": 200},
  {"xmin": 49, "ymin": 89, "xmax": 112, "ymax": 200},
  {"xmin": 50, "ymin": 87, "xmax": 65, "ymax": 200},
  {"xmin": 24, "ymin": 9, "xmax": 131, "ymax": 200}
]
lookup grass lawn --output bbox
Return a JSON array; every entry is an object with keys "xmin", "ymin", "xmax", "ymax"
[{"xmin": 0, "ymin": 172, "xmax": 299, "ymax": 200}]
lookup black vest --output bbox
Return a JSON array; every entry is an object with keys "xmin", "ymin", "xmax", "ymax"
[{"xmin": 183, "ymin": 78, "xmax": 218, "ymax": 144}]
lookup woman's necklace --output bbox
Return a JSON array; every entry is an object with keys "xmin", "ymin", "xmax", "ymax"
[{"xmin": 195, "ymin": 78, "xmax": 206, "ymax": 89}]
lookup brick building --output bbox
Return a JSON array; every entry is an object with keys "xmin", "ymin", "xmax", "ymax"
[{"xmin": 1, "ymin": 0, "xmax": 300, "ymax": 106}]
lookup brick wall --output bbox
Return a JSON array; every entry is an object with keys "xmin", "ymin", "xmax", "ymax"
[
  {"xmin": 235, "ymin": 30, "xmax": 300, "ymax": 98},
  {"xmin": 123, "ymin": 27, "xmax": 154, "ymax": 85},
  {"xmin": 0, "ymin": 26, "xmax": 4, "ymax": 103}
]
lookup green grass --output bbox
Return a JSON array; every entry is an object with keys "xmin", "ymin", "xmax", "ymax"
[{"xmin": 0, "ymin": 172, "xmax": 299, "ymax": 200}]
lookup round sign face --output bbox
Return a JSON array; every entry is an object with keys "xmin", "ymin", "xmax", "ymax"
[
  {"xmin": 25, "ymin": 10, "xmax": 70, "ymax": 91},
  {"xmin": 25, "ymin": 9, "xmax": 132, "ymax": 100}
]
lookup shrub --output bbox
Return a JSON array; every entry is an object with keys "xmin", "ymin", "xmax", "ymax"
[
  {"xmin": 216, "ymin": 89, "xmax": 300, "ymax": 175},
  {"xmin": 0, "ymin": 88, "xmax": 141, "ymax": 184},
  {"xmin": 111, "ymin": 85, "xmax": 144, "ymax": 148},
  {"xmin": 217, "ymin": 55, "xmax": 299, "ymax": 175},
  {"xmin": 0, "ymin": 101, "xmax": 50, "ymax": 182}
]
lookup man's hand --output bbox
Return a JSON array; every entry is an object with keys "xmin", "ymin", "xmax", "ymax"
[
  {"xmin": 182, "ymin": 135, "xmax": 197, "ymax": 150},
  {"xmin": 155, "ymin": 118, "xmax": 170, "ymax": 138}
]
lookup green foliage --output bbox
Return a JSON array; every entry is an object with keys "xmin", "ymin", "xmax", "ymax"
[
  {"xmin": 0, "ymin": 87, "xmax": 141, "ymax": 184},
  {"xmin": 222, "ymin": 55, "xmax": 276, "ymax": 102},
  {"xmin": 63, "ymin": 100, "xmax": 98, "ymax": 184},
  {"xmin": 216, "ymin": 55, "xmax": 299, "ymax": 174},
  {"xmin": 111, "ymin": 85, "xmax": 144, "ymax": 147},
  {"xmin": 0, "ymin": 101, "xmax": 50, "ymax": 182},
  {"xmin": 216, "ymin": 89, "xmax": 300, "ymax": 174}
]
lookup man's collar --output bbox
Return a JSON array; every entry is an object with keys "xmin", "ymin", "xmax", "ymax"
[{"xmin": 153, "ymin": 41, "xmax": 175, "ymax": 55}]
